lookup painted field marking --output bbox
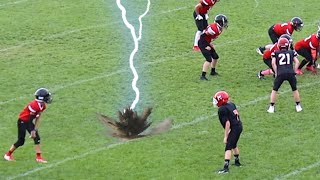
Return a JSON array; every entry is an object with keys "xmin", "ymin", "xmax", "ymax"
[
  {"xmin": 275, "ymin": 161, "xmax": 320, "ymax": 179},
  {"xmin": 0, "ymin": 0, "xmax": 28, "ymax": 8},
  {"xmin": 7, "ymin": 79, "xmax": 320, "ymax": 179}
]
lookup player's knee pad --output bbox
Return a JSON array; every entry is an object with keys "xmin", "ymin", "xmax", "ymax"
[{"xmin": 14, "ymin": 138, "xmax": 25, "ymax": 147}]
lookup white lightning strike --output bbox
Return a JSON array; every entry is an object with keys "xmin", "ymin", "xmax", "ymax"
[{"xmin": 116, "ymin": 0, "xmax": 151, "ymax": 110}]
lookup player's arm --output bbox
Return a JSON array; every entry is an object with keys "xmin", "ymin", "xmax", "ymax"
[
  {"xmin": 223, "ymin": 120, "xmax": 230, "ymax": 144},
  {"xmin": 271, "ymin": 57, "xmax": 277, "ymax": 76},
  {"xmin": 28, "ymin": 112, "xmax": 37, "ymax": 138},
  {"xmin": 34, "ymin": 114, "xmax": 41, "ymax": 130},
  {"xmin": 293, "ymin": 57, "xmax": 300, "ymax": 71}
]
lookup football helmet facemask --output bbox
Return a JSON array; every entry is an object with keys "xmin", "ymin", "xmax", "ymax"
[
  {"xmin": 316, "ymin": 29, "xmax": 320, "ymax": 39},
  {"xmin": 35, "ymin": 88, "xmax": 52, "ymax": 103},
  {"xmin": 291, "ymin": 17, "xmax": 303, "ymax": 31},
  {"xmin": 215, "ymin": 14, "xmax": 228, "ymax": 29},
  {"xmin": 213, "ymin": 91, "xmax": 229, "ymax": 107}
]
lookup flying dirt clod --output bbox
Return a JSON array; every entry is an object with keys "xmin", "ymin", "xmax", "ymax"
[{"xmin": 96, "ymin": 107, "xmax": 172, "ymax": 140}]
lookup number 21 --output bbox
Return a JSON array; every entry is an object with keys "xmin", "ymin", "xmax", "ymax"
[{"xmin": 279, "ymin": 53, "xmax": 291, "ymax": 65}]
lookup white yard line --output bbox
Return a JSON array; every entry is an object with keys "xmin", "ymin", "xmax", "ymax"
[
  {"xmin": 0, "ymin": 0, "xmax": 28, "ymax": 8},
  {"xmin": 7, "ymin": 80, "xmax": 320, "ymax": 180},
  {"xmin": 274, "ymin": 161, "xmax": 320, "ymax": 179},
  {"xmin": 254, "ymin": 0, "xmax": 259, "ymax": 8}
]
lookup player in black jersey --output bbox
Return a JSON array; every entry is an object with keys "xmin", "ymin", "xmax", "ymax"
[
  {"xmin": 267, "ymin": 38, "xmax": 302, "ymax": 113},
  {"xmin": 213, "ymin": 91, "xmax": 243, "ymax": 174}
]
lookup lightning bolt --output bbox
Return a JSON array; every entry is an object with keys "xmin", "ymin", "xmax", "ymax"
[{"xmin": 116, "ymin": 0, "xmax": 151, "ymax": 110}]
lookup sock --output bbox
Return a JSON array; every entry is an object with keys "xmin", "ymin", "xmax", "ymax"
[
  {"xmin": 194, "ymin": 31, "xmax": 202, "ymax": 46},
  {"xmin": 224, "ymin": 159, "xmax": 230, "ymax": 169},
  {"xmin": 6, "ymin": 150, "xmax": 13, "ymax": 156},
  {"xmin": 270, "ymin": 103, "xmax": 275, "ymax": 106},
  {"xmin": 36, "ymin": 153, "xmax": 41, "ymax": 158},
  {"xmin": 211, "ymin": 68, "xmax": 215, "ymax": 73},
  {"xmin": 298, "ymin": 59, "xmax": 308, "ymax": 69},
  {"xmin": 234, "ymin": 154, "xmax": 239, "ymax": 161},
  {"xmin": 202, "ymin": 72, "xmax": 206, "ymax": 77},
  {"xmin": 261, "ymin": 69, "xmax": 274, "ymax": 75},
  {"xmin": 296, "ymin": 102, "xmax": 300, "ymax": 105}
]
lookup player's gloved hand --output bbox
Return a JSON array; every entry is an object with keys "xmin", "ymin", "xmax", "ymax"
[
  {"xmin": 205, "ymin": 14, "xmax": 209, "ymax": 20},
  {"xmin": 195, "ymin": 14, "xmax": 203, "ymax": 20}
]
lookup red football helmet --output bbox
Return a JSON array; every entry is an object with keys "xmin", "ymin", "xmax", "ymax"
[
  {"xmin": 213, "ymin": 91, "xmax": 229, "ymax": 107},
  {"xmin": 277, "ymin": 38, "xmax": 290, "ymax": 49}
]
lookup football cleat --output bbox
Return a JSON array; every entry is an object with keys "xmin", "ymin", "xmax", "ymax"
[
  {"xmin": 256, "ymin": 47, "xmax": 264, "ymax": 55},
  {"xmin": 217, "ymin": 168, "xmax": 229, "ymax": 174},
  {"xmin": 200, "ymin": 76, "xmax": 208, "ymax": 81},
  {"xmin": 210, "ymin": 71, "xmax": 219, "ymax": 76},
  {"xmin": 296, "ymin": 104, "xmax": 302, "ymax": 112},
  {"xmin": 4, "ymin": 154, "xmax": 14, "ymax": 161},
  {"xmin": 267, "ymin": 105, "xmax": 275, "ymax": 113},
  {"xmin": 305, "ymin": 66, "xmax": 315, "ymax": 71},
  {"xmin": 257, "ymin": 70, "xmax": 265, "ymax": 79},
  {"xmin": 295, "ymin": 69, "xmax": 303, "ymax": 75},
  {"xmin": 193, "ymin": 46, "xmax": 200, "ymax": 52},
  {"xmin": 234, "ymin": 161, "xmax": 242, "ymax": 167},
  {"xmin": 36, "ymin": 157, "xmax": 48, "ymax": 163}
]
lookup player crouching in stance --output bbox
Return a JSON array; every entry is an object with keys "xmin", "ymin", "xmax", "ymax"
[
  {"xmin": 267, "ymin": 38, "xmax": 302, "ymax": 113},
  {"xmin": 4, "ymin": 88, "xmax": 52, "ymax": 163},
  {"xmin": 199, "ymin": 14, "xmax": 228, "ymax": 80},
  {"xmin": 213, "ymin": 91, "xmax": 242, "ymax": 174}
]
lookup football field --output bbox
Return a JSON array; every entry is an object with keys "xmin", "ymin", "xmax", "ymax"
[{"xmin": 1, "ymin": 0, "xmax": 320, "ymax": 179}]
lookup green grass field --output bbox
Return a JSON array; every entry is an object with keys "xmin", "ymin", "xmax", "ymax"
[{"xmin": 1, "ymin": 0, "xmax": 320, "ymax": 179}]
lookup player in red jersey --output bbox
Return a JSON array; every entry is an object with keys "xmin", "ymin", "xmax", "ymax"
[
  {"xmin": 199, "ymin": 14, "xmax": 228, "ymax": 80},
  {"xmin": 4, "ymin": 88, "xmax": 52, "ymax": 163},
  {"xmin": 193, "ymin": 0, "xmax": 219, "ymax": 51},
  {"xmin": 257, "ymin": 34, "xmax": 293, "ymax": 79},
  {"xmin": 294, "ymin": 29, "xmax": 320, "ymax": 75},
  {"xmin": 256, "ymin": 17, "xmax": 303, "ymax": 55}
]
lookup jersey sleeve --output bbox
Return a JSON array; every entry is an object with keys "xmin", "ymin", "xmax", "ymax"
[{"xmin": 207, "ymin": 26, "xmax": 216, "ymax": 35}]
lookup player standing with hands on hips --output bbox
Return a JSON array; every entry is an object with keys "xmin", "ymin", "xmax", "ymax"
[
  {"xmin": 213, "ymin": 91, "xmax": 243, "ymax": 174},
  {"xmin": 3, "ymin": 88, "xmax": 52, "ymax": 163},
  {"xmin": 267, "ymin": 38, "xmax": 302, "ymax": 113},
  {"xmin": 193, "ymin": 0, "xmax": 219, "ymax": 51}
]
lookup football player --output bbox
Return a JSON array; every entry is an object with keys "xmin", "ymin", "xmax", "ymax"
[
  {"xmin": 256, "ymin": 17, "xmax": 303, "ymax": 55},
  {"xmin": 294, "ymin": 29, "xmax": 320, "ymax": 75},
  {"xmin": 3, "ymin": 88, "xmax": 52, "ymax": 163},
  {"xmin": 199, "ymin": 14, "xmax": 228, "ymax": 80},
  {"xmin": 193, "ymin": 0, "xmax": 220, "ymax": 51},
  {"xmin": 267, "ymin": 38, "xmax": 302, "ymax": 113},
  {"xmin": 213, "ymin": 91, "xmax": 243, "ymax": 174},
  {"xmin": 258, "ymin": 34, "xmax": 293, "ymax": 79}
]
